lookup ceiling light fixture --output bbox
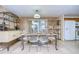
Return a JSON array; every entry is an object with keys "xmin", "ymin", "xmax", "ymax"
[{"xmin": 34, "ymin": 10, "xmax": 40, "ymax": 18}]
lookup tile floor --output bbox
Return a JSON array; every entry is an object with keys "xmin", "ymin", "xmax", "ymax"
[{"xmin": 0, "ymin": 40, "xmax": 79, "ymax": 54}]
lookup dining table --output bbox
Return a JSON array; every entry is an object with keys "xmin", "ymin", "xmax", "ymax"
[{"xmin": 20, "ymin": 33, "xmax": 58, "ymax": 50}]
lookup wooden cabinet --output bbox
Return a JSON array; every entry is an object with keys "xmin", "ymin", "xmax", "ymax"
[{"xmin": 0, "ymin": 12, "xmax": 19, "ymax": 31}]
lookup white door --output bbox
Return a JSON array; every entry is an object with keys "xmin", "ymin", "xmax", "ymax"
[{"xmin": 64, "ymin": 20, "xmax": 75, "ymax": 40}]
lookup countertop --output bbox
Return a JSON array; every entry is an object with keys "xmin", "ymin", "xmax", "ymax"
[{"xmin": 0, "ymin": 30, "xmax": 22, "ymax": 42}]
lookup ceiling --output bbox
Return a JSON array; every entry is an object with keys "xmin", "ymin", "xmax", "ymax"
[{"xmin": 3, "ymin": 5, "xmax": 79, "ymax": 17}]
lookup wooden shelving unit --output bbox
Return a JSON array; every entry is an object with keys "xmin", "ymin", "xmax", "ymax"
[
  {"xmin": 48, "ymin": 19, "xmax": 61, "ymax": 40},
  {"xmin": 0, "ymin": 12, "xmax": 19, "ymax": 31}
]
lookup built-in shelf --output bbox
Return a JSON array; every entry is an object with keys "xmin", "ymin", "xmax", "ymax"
[{"xmin": 0, "ymin": 12, "xmax": 20, "ymax": 31}]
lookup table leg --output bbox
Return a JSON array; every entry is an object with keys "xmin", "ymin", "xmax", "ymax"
[
  {"xmin": 55, "ymin": 35, "xmax": 58, "ymax": 50},
  {"xmin": 7, "ymin": 46, "xmax": 10, "ymax": 51},
  {"xmin": 21, "ymin": 37, "xmax": 24, "ymax": 51},
  {"xmin": 22, "ymin": 40, "xmax": 24, "ymax": 50}
]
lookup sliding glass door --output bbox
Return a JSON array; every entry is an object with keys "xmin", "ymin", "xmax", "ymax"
[
  {"xmin": 28, "ymin": 19, "xmax": 48, "ymax": 43},
  {"xmin": 30, "ymin": 19, "xmax": 47, "ymax": 33}
]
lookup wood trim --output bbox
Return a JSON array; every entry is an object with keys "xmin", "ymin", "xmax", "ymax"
[{"xmin": 64, "ymin": 18, "xmax": 79, "ymax": 22}]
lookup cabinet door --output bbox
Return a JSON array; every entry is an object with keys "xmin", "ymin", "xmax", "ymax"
[
  {"xmin": 64, "ymin": 21, "xmax": 75, "ymax": 40},
  {"xmin": 0, "ymin": 19, "xmax": 3, "ymax": 24}
]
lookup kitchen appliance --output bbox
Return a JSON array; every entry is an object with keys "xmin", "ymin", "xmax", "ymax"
[
  {"xmin": 75, "ymin": 22, "xmax": 79, "ymax": 40},
  {"xmin": 64, "ymin": 20, "xmax": 75, "ymax": 40}
]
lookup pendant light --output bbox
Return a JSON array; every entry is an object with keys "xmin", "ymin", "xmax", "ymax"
[{"xmin": 34, "ymin": 10, "xmax": 40, "ymax": 18}]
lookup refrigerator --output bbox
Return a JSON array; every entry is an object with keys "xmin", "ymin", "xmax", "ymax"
[{"xmin": 64, "ymin": 20, "xmax": 75, "ymax": 40}]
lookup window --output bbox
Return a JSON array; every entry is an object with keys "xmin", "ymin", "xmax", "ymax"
[{"xmin": 30, "ymin": 19, "xmax": 47, "ymax": 33}]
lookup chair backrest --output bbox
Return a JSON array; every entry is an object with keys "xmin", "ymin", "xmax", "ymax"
[
  {"xmin": 28, "ymin": 36, "xmax": 38, "ymax": 42},
  {"xmin": 39, "ymin": 35, "xmax": 48, "ymax": 42}
]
